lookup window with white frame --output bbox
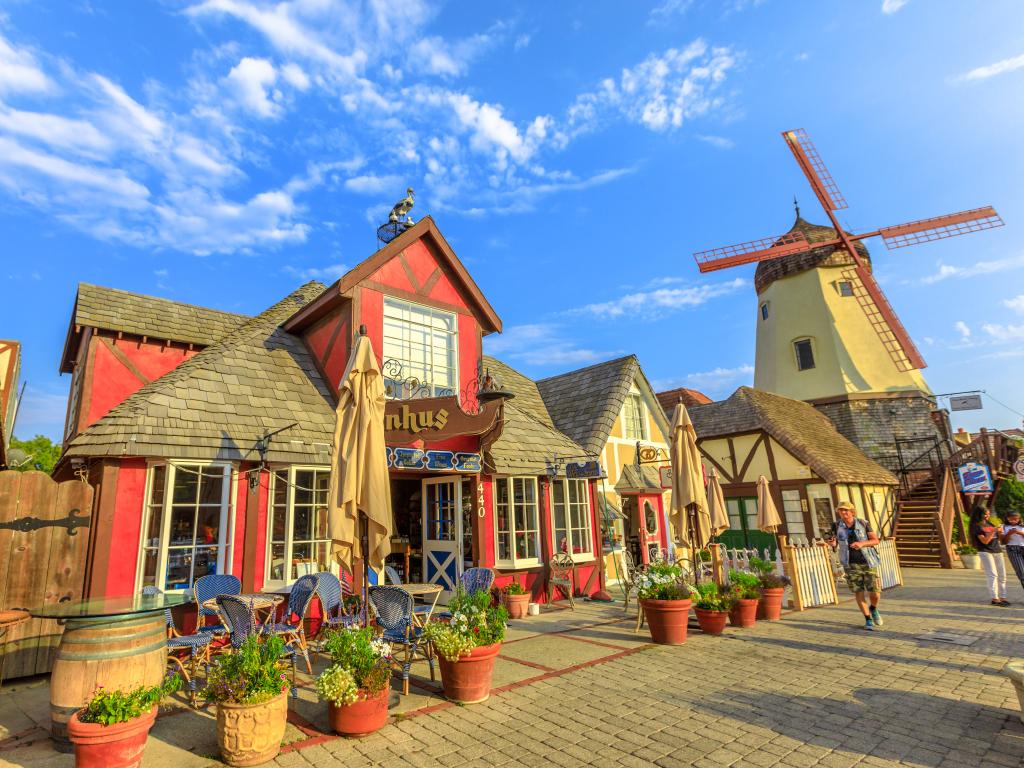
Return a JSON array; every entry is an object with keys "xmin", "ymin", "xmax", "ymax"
[
  {"xmin": 552, "ymin": 479, "xmax": 593, "ymax": 558},
  {"xmin": 382, "ymin": 296, "xmax": 458, "ymax": 398},
  {"xmin": 267, "ymin": 467, "xmax": 332, "ymax": 585},
  {"xmin": 781, "ymin": 489, "xmax": 807, "ymax": 541},
  {"xmin": 138, "ymin": 463, "xmax": 231, "ymax": 592},
  {"xmin": 494, "ymin": 477, "xmax": 540, "ymax": 567},
  {"xmin": 623, "ymin": 392, "xmax": 647, "ymax": 440}
]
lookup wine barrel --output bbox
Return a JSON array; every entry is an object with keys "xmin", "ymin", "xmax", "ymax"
[{"xmin": 49, "ymin": 613, "xmax": 166, "ymax": 751}]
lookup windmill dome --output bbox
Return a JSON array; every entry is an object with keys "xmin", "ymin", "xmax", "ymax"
[{"xmin": 754, "ymin": 215, "xmax": 871, "ymax": 295}]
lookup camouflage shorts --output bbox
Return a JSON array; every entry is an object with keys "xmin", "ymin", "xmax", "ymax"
[{"xmin": 844, "ymin": 564, "xmax": 880, "ymax": 594}]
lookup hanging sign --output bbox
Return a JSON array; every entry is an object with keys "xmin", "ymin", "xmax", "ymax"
[
  {"xmin": 957, "ymin": 461, "xmax": 993, "ymax": 493},
  {"xmin": 565, "ymin": 461, "xmax": 603, "ymax": 479},
  {"xmin": 949, "ymin": 394, "xmax": 983, "ymax": 412},
  {"xmin": 384, "ymin": 396, "xmax": 501, "ymax": 443},
  {"xmin": 659, "ymin": 466, "xmax": 672, "ymax": 489}
]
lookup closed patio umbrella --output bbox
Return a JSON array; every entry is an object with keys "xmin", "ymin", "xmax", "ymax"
[
  {"xmin": 706, "ymin": 468, "xmax": 730, "ymax": 537},
  {"xmin": 669, "ymin": 402, "xmax": 710, "ymax": 553},
  {"xmin": 327, "ymin": 328, "xmax": 393, "ymax": 581},
  {"xmin": 755, "ymin": 475, "xmax": 782, "ymax": 533}
]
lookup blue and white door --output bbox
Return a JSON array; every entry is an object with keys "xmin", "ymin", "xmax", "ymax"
[{"xmin": 422, "ymin": 477, "xmax": 462, "ymax": 602}]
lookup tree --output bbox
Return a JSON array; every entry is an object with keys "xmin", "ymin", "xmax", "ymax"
[
  {"xmin": 9, "ymin": 434, "xmax": 62, "ymax": 474},
  {"xmin": 994, "ymin": 475, "xmax": 1024, "ymax": 519}
]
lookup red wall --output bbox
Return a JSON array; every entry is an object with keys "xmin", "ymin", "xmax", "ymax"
[
  {"xmin": 104, "ymin": 458, "xmax": 148, "ymax": 597},
  {"xmin": 302, "ymin": 306, "xmax": 350, "ymax": 393}
]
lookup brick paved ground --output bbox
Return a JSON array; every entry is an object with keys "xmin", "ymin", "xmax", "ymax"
[{"xmin": 2, "ymin": 567, "xmax": 1022, "ymax": 767}]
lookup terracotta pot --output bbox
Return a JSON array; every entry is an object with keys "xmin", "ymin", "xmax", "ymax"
[
  {"xmin": 639, "ymin": 598, "xmax": 691, "ymax": 645},
  {"xmin": 327, "ymin": 687, "xmax": 389, "ymax": 737},
  {"xmin": 729, "ymin": 598, "xmax": 758, "ymax": 628},
  {"xmin": 758, "ymin": 588, "xmax": 785, "ymax": 621},
  {"xmin": 694, "ymin": 608, "xmax": 729, "ymax": 636},
  {"xmin": 67, "ymin": 705, "xmax": 156, "ymax": 768},
  {"xmin": 437, "ymin": 642, "xmax": 501, "ymax": 704},
  {"xmin": 505, "ymin": 593, "xmax": 530, "ymax": 620},
  {"xmin": 216, "ymin": 691, "xmax": 288, "ymax": 767}
]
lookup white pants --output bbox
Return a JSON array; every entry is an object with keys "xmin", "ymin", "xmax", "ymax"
[{"xmin": 978, "ymin": 551, "xmax": 1007, "ymax": 600}]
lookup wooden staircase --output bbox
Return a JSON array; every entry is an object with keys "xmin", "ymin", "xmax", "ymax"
[{"xmin": 893, "ymin": 477, "xmax": 945, "ymax": 568}]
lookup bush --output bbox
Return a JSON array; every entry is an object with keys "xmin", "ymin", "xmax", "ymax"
[
  {"xmin": 635, "ymin": 561, "xmax": 693, "ymax": 601},
  {"xmin": 956, "ymin": 544, "xmax": 977, "ymax": 555},
  {"xmin": 726, "ymin": 570, "xmax": 761, "ymax": 600},
  {"xmin": 317, "ymin": 627, "xmax": 391, "ymax": 704},
  {"xmin": 693, "ymin": 582, "xmax": 736, "ymax": 612},
  {"xmin": 503, "ymin": 581, "xmax": 527, "ymax": 596},
  {"xmin": 79, "ymin": 674, "xmax": 181, "ymax": 725},
  {"xmin": 423, "ymin": 587, "xmax": 508, "ymax": 661},
  {"xmin": 748, "ymin": 557, "xmax": 791, "ymax": 589},
  {"xmin": 994, "ymin": 477, "xmax": 1024, "ymax": 518},
  {"xmin": 203, "ymin": 634, "xmax": 290, "ymax": 705}
]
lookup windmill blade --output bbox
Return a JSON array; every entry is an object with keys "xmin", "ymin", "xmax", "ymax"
[
  {"xmin": 843, "ymin": 265, "xmax": 926, "ymax": 372},
  {"xmin": 694, "ymin": 230, "xmax": 811, "ymax": 273},
  {"xmin": 782, "ymin": 129, "xmax": 849, "ymax": 212},
  {"xmin": 878, "ymin": 206, "xmax": 1004, "ymax": 249}
]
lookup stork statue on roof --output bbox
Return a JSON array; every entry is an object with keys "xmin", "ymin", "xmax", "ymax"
[{"xmin": 692, "ymin": 129, "xmax": 1004, "ymax": 465}]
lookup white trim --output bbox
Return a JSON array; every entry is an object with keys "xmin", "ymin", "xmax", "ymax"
[
  {"xmin": 382, "ymin": 295, "xmax": 460, "ymax": 397},
  {"xmin": 492, "ymin": 476, "xmax": 541, "ymax": 569},
  {"xmin": 264, "ymin": 465, "xmax": 334, "ymax": 589},
  {"xmin": 551, "ymin": 478, "xmax": 595, "ymax": 563}
]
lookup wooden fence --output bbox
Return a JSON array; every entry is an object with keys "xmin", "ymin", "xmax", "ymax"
[
  {"xmin": 0, "ymin": 471, "xmax": 93, "ymax": 679},
  {"xmin": 780, "ymin": 537, "xmax": 839, "ymax": 611},
  {"xmin": 876, "ymin": 538, "xmax": 903, "ymax": 590}
]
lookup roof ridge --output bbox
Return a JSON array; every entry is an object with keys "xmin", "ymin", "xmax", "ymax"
[
  {"xmin": 77, "ymin": 282, "xmax": 254, "ymax": 321},
  {"xmin": 535, "ymin": 354, "xmax": 636, "ymax": 384}
]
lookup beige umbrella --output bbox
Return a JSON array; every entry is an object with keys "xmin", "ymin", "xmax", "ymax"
[
  {"xmin": 706, "ymin": 468, "xmax": 730, "ymax": 537},
  {"xmin": 755, "ymin": 474, "xmax": 782, "ymax": 532},
  {"xmin": 327, "ymin": 330, "xmax": 393, "ymax": 577},
  {"xmin": 669, "ymin": 402, "xmax": 710, "ymax": 549}
]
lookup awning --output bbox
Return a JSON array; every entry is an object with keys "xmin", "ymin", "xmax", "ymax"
[{"xmin": 599, "ymin": 495, "xmax": 625, "ymax": 521}]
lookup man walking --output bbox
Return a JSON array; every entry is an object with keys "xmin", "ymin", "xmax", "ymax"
[{"xmin": 829, "ymin": 502, "xmax": 883, "ymax": 630}]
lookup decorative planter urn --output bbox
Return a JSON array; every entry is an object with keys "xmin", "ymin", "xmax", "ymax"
[
  {"xmin": 437, "ymin": 642, "xmax": 501, "ymax": 704},
  {"xmin": 757, "ymin": 588, "xmax": 785, "ymax": 621},
  {"xmin": 216, "ymin": 691, "xmax": 288, "ymax": 767},
  {"xmin": 729, "ymin": 598, "xmax": 759, "ymax": 628},
  {"xmin": 639, "ymin": 598, "xmax": 691, "ymax": 645},
  {"xmin": 67, "ymin": 706, "xmax": 157, "ymax": 768},
  {"xmin": 327, "ymin": 687, "xmax": 389, "ymax": 737},
  {"xmin": 505, "ymin": 593, "xmax": 530, "ymax": 620}
]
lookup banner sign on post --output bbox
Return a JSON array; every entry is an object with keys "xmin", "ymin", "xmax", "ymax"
[{"xmin": 957, "ymin": 461, "xmax": 993, "ymax": 493}]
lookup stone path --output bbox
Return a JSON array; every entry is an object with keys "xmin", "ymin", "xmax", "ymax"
[{"xmin": 2, "ymin": 568, "xmax": 1022, "ymax": 767}]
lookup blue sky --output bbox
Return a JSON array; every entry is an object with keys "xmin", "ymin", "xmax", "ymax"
[{"xmin": 2, "ymin": 0, "xmax": 1023, "ymax": 441}]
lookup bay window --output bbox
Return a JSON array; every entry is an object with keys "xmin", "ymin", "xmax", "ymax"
[
  {"xmin": 138, "ymin": 462, "xmax": 232, "ymax": 592},
  {"xmin": 494, "ymin": 477, "xmax": 540, "ymax": 567},
  {"xmin": 267, "ymin": 467, "xmax": 332, "ymax": 585},
  {"xmin": 552, "ymin": 479, "xmax": 593, "ymax": 558},
  {"xmin": 382, "ymin": 296, "xmax": 458, "ymax": 398}
]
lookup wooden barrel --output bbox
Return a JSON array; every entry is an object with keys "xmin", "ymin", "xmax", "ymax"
[{"xmin": 49, "ymin": 612, "xmax": 166, "ymax": 751}]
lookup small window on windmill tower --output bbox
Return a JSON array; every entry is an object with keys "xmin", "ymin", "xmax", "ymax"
[
  {"xmin": 837, "ymin": 281, "xmax": 854, "ymax": 297},
  {"xmin": 760, "ymin": 302, "xmax": 769, "ymax": 320},
  {"xmin": 794, "ymin": 338, "xmax": 816, "ymax": 371}
]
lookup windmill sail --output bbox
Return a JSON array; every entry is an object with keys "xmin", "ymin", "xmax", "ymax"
[
  {"xmin": 782, "ymin": 129, "xmax": 848, "ymax": 212},
  {"xmin": 842, "ymin": 265, "xmax": 926, "ymax": 372},
  {"xmin": 694, "ymin": 230, "xmax": 809, "ymax": 273},
  {"xmin": 878, "ymin": 206, "xmax": 1004, "ymax": 249}
]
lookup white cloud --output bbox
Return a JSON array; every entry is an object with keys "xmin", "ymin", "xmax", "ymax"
[
  {"xmin": 1004, "ymin": 295, "xmax": 1024, "ymax": 315},
  {"xmin": 956, "ymin": 52, "xmax": 1024, "ymax": 82},
  {"xmin": 982, "ymin": 323, "xmax": 1024, "ymax": 342},
  {"xmin": 484, "ymin": 324, "xmax": 615, "ymax": 368},
  {"xmin": 696, "ymin": 134, "xmax": 734, "ymax": 149},
  {"xmin": 513, "ymin": 34, "xmax": 531, "ymax": 51},
  {"xmin": 226, "ymin": 57, "xmax": 281, "ymax": 118},
  {"xmin": 569, "ymin": 277, "xmax": 746, "ymax": 320},
  {"xmin": 0, "ymin": 105, "xmax": 112, "ymax": 154},
  {"xmin": 648, "ymin": 0, "xmax": 693, "ymax": 24},
  {"xmin": 881, "ymin": 0, "xmax": 909, "ymax": 14},
  {"xmin": 284, "ymin": 262, "xmax": 347, "ymax": 282},
  {"xmin": 280, "ymin": 62, "xmax": 310, "ymax": 90},
  {"xmin": 91, "ymin": 75, "xmax": 165, "ymax": 142},
  {"xmin": 955, "ymin": 321, "xmax": 971, "ymax": 340},
  {"xmin": 922, "ymin": 253, "xmax": 1024, "ymax": 284},
  {"xmin": 653, "ymin": 364, "xmax": 754, "ymax": 398},
  {"xmin": 0, "ymin": 33, "xmax": 52, "ymax": 94},
  {"xmin": 344, "ymin": 174, "xmax": 403, "ymax": 195}
]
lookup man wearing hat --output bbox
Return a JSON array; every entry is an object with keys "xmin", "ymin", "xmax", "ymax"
[{"xmin": 828, "ymin": 501, "xmax": 883, "ymax": 630}]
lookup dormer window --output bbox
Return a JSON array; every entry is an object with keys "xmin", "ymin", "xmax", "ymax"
[
  {"xmin": 624, "ymin": 392, "xmax": 647, "ymax": 440},
  {"xmin": 382, "ymin": 297, "xmax": 458, "ymax": 398}
]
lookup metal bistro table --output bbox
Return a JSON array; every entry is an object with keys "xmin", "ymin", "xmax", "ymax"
[
  {"xmin": 394, "ymin": 583, "xmax": 443, "ymax": 625},
  {"xmin": 30, "ymin": 593, "xmax": 191, "ymax": 751}
]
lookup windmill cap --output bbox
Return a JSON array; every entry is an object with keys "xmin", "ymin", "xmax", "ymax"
[{"xmin": 754, "ymin": 214, "xmax": 871, "ymax": 295}]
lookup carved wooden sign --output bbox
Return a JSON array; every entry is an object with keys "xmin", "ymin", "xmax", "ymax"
[{"xmin": 384, "ymin": 396, "xmax": 502, "ymax": 445}]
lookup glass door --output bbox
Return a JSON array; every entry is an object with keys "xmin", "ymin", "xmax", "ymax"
[{"xmin": 422, "ymin": 477, "xmax": 462, "ymax": 602}]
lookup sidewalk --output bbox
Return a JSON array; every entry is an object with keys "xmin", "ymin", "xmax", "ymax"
[{"xmin": 2, "ymin": 567, "xmax": 1022, "ymax": 767}]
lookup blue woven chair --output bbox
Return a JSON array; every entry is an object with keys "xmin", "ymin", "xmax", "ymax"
[
  {"xmin": 268, "ymin": 574, "xmax": 317, "ymax": 673},
  {"xmin": 193, "ymin": 574, "xmax": 241, "ymax": 636},
  {"xmin": 384, "ymin": 565, "xmax": 403, "ymax": 585},
  {"xmin": 217, "ymin": 594, "xmax": 299, "ymax": 695},
  {"xmin": 313, "ymin": 572, "xmax": 361, "ymax": 647},
  {"xmin": 432, "ymin": 568, "xmax": 496, "ymax": 621},
  {"xmin": 142, "ymin": 586, "xmax": 211, "ymax": 706},
  {"xmin": 368, "ymin": 585, "xmax": 434, "ymax": 695}
]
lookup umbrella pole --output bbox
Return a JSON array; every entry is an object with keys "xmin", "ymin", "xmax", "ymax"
[{"xmin": 361, "ymin": 512, "xmax": 370, "ymax": 627}]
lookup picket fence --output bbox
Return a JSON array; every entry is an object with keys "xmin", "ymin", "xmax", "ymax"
[{"xmin": 876, "ymin": 539, "xmax": 904, "ymax": 590}]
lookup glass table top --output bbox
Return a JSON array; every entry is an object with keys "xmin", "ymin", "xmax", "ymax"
[{"xmin": 29, "ymin": 593, "xmax": 193, "ymax": 619}]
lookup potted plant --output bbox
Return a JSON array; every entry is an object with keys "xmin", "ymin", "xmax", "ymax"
[
  {"xmin": 316, "ymin": 627, "xmax": 392, "ymax": 737},
  {"xmin": 203, "ymin": 634, "xmax": 291, "ymax": 767},
  {"xmin": 749, "ymin": 557, "xmax": 790, "ymax": 620},
  {"xmin": 68, "ymin": 674, "xmax": 180, "ymax": 768},
  {"xmin": 726, "ymin": 570, "xmax": 761, "ymax": 628},
  {"xmin": 957, "ymin": 544, "xmax": 981, "ymax": 570},
  {"xmin": 423, "ymin": 587, "xmax": 508, "ymax": 704},
  {"xmin": 635, "ymin": 560, "xmax": 693, "ymax": 645},
  {"xmin": 693, "ymin": 582, "xmax": 735, "ymax": 636},
  {"xmin": 503, "ymin": 581, "xmax": 530, "ymax": 620}
]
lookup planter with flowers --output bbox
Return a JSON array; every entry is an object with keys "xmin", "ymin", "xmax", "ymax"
[
  {"xmin": 636, "ymin": 561, "xmax": 693, "ymax": 645},
  {"xmin": 68, "ymin": 674, "xmax": 180, "ymax": 768},
  {"xmin": 726, "ymin": 571, "xmax": 761, "ymax": 628},
  {"xmin": 203, "ymin": 634, "xmax": 291, "ymax": 767},
  {"xmin": 749, "ymin": 557, "xmax": 790, "ymax": 620},
  {"xmin": 503, "ymin": 581, "xmax": 530, "ymax": 620},
  {"xmin": 316, "ymin": 627, "xmax": 392, "ymax": 737},
  {"xmin": 693, "ymin": 582, "xmax": 735, "ymax": 636},
  {"xmin": 423, "ymin": 588, "xmax": 508, "ymax": 704}
]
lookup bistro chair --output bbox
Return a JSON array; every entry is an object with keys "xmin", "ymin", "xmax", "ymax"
[
  {"xmin": 268, "ymin": 574, "xmax": 317, "ymax": 673},
  {"xmin": 368, "ymin": 586, "xmax": 434, "ymax": 695},
  {"xmin": 547, "ymin": 553, "xmax": 576, "ymax": 610},
  {"xmin": 432, "ymin": 568, "xmax": 496, "ymax": 621},
  {"xmin": 313, "ymin": 572, "xmax": 362, "ymax": 647},
  {"xmin": 142, "ymin": 586, "xmax": 212, "ymax": 706},
  {"xmin": 217, "ymin": 594, "xmax": 299, "ymax": 693},
  {"xmin": 385, "ymin": 565, "xmax": 404, "ymax": 585},
  {"xmin": 193, "ymin": 574, "xmax": 241, "ymax": 636}
]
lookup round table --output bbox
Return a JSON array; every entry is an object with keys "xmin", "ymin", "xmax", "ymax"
[
  {"xmin": 30, "ymin": 593, "xmax": 191, "ymax": 751},
  {"xmin": 393, "ymin": 583, "xmax": 443, "ymax": 624},
  {"xmin": 201, "ymin": 593, "xmax": 284, "ymax": 626}
]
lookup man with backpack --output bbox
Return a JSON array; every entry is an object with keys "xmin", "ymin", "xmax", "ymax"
[{"xmin": 828, "ymin": 501, "xmax": 883, "ymax": 630}]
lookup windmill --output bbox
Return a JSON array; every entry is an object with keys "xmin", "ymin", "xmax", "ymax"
[{"xmin": 693, "ymin": 129, "xmax": 1004, "ymax": 372}]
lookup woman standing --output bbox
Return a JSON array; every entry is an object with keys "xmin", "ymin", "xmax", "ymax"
[
  {"xmin": 999, "ymin": 509, "xmax": 1024, "ymax": 593},
  {"xmin": 969, "ymin": 504, "xmax": 1008, "ymax": 606}
]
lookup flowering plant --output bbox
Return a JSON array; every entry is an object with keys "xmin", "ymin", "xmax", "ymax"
[
  {"xmin": 202, "ymin": 634, "xmax": 289, "ymax": 705},
  {"xmin": 635, "ymin": 560, "xmax": 692, "ymax": 601},
  {"xmin": 79, "ymin": 673, "xmax": 181, "ymax": 725},
  {"xmin": 423, "ymin": 587, "xmax": 508, "ymax": 662},
  {"xmin": 503, "ymin": 581, "xmax": 527, "ymax": 596},
  {"xmin": 316, "ymin": 627, "xmax": 391, "ymax": 705},
  {"xmin": 726, "ymin": 570, "xmax": 762, "ymax": 600},
  {"xmin": 693, "ymin": 581, "xmax": 736, "ymax": 612}
]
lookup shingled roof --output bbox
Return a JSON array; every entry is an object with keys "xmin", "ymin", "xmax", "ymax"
[
  {"xmin": 656, "ymin": 387, "xmax": 711, "ymax": 415},
  {"xmin": 61, "ymin": 284, "xmax": 249, "ymax": 372},
  {"xmin": 689, "ymin": 386, "xmax": 897, "ymax": 485},
  {"xmin": 484, "ymin": 400, "xmax": 590, "ymax": 476},
  {"xmin": 754, "ymin": 216, "xmax": 871, "ymax": 295},
  {"xmin": 482, "ymin": 356, "xmax": 553, "ymax": 427},
  {"xmin": 62, "ymin": 283, "xmax": 334, "ymax": 465}
]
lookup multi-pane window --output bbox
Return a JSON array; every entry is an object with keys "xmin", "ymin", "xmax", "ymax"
[
  {"xmin": 552, "ymin": 479, "xmax": 593, "ymax": 558},
  {"xmin": 794, "ymin": 339, "xmax": 815, "ymax": 371},
  {"xmin": 267, "ymin": 468, "xmax": 332, "ymax": 584},
  {"xmin": 494, "ymin": 477, "xmax": 540, "ymax": 566},
  {"xmin": 623, "ymin": 393, "xmax": 647, "ymax": 440},
  {"xmin": 781, "ymin": 489, "xmax": 807, "ymax": 541},
  {"xmin": 139, "ymin": 463, "xmax": 231, "ymax": 592},
  {"xmin": 382, "ymin": 297, "xmax": 458, "ymax": 398}
]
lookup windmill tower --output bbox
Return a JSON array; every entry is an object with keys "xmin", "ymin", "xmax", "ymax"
[{"xmin": 693, "ymin": 129, "xmax": 1003, "ymax": 467}]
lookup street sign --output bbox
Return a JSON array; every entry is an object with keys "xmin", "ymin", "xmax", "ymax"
[
  {"xmin": 949, "ymin": 394, "xmax": 983, "ymax": 411},
  {"xmin": 957, "ymin": 461, "xmax": 993, "ymax": 493}
]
